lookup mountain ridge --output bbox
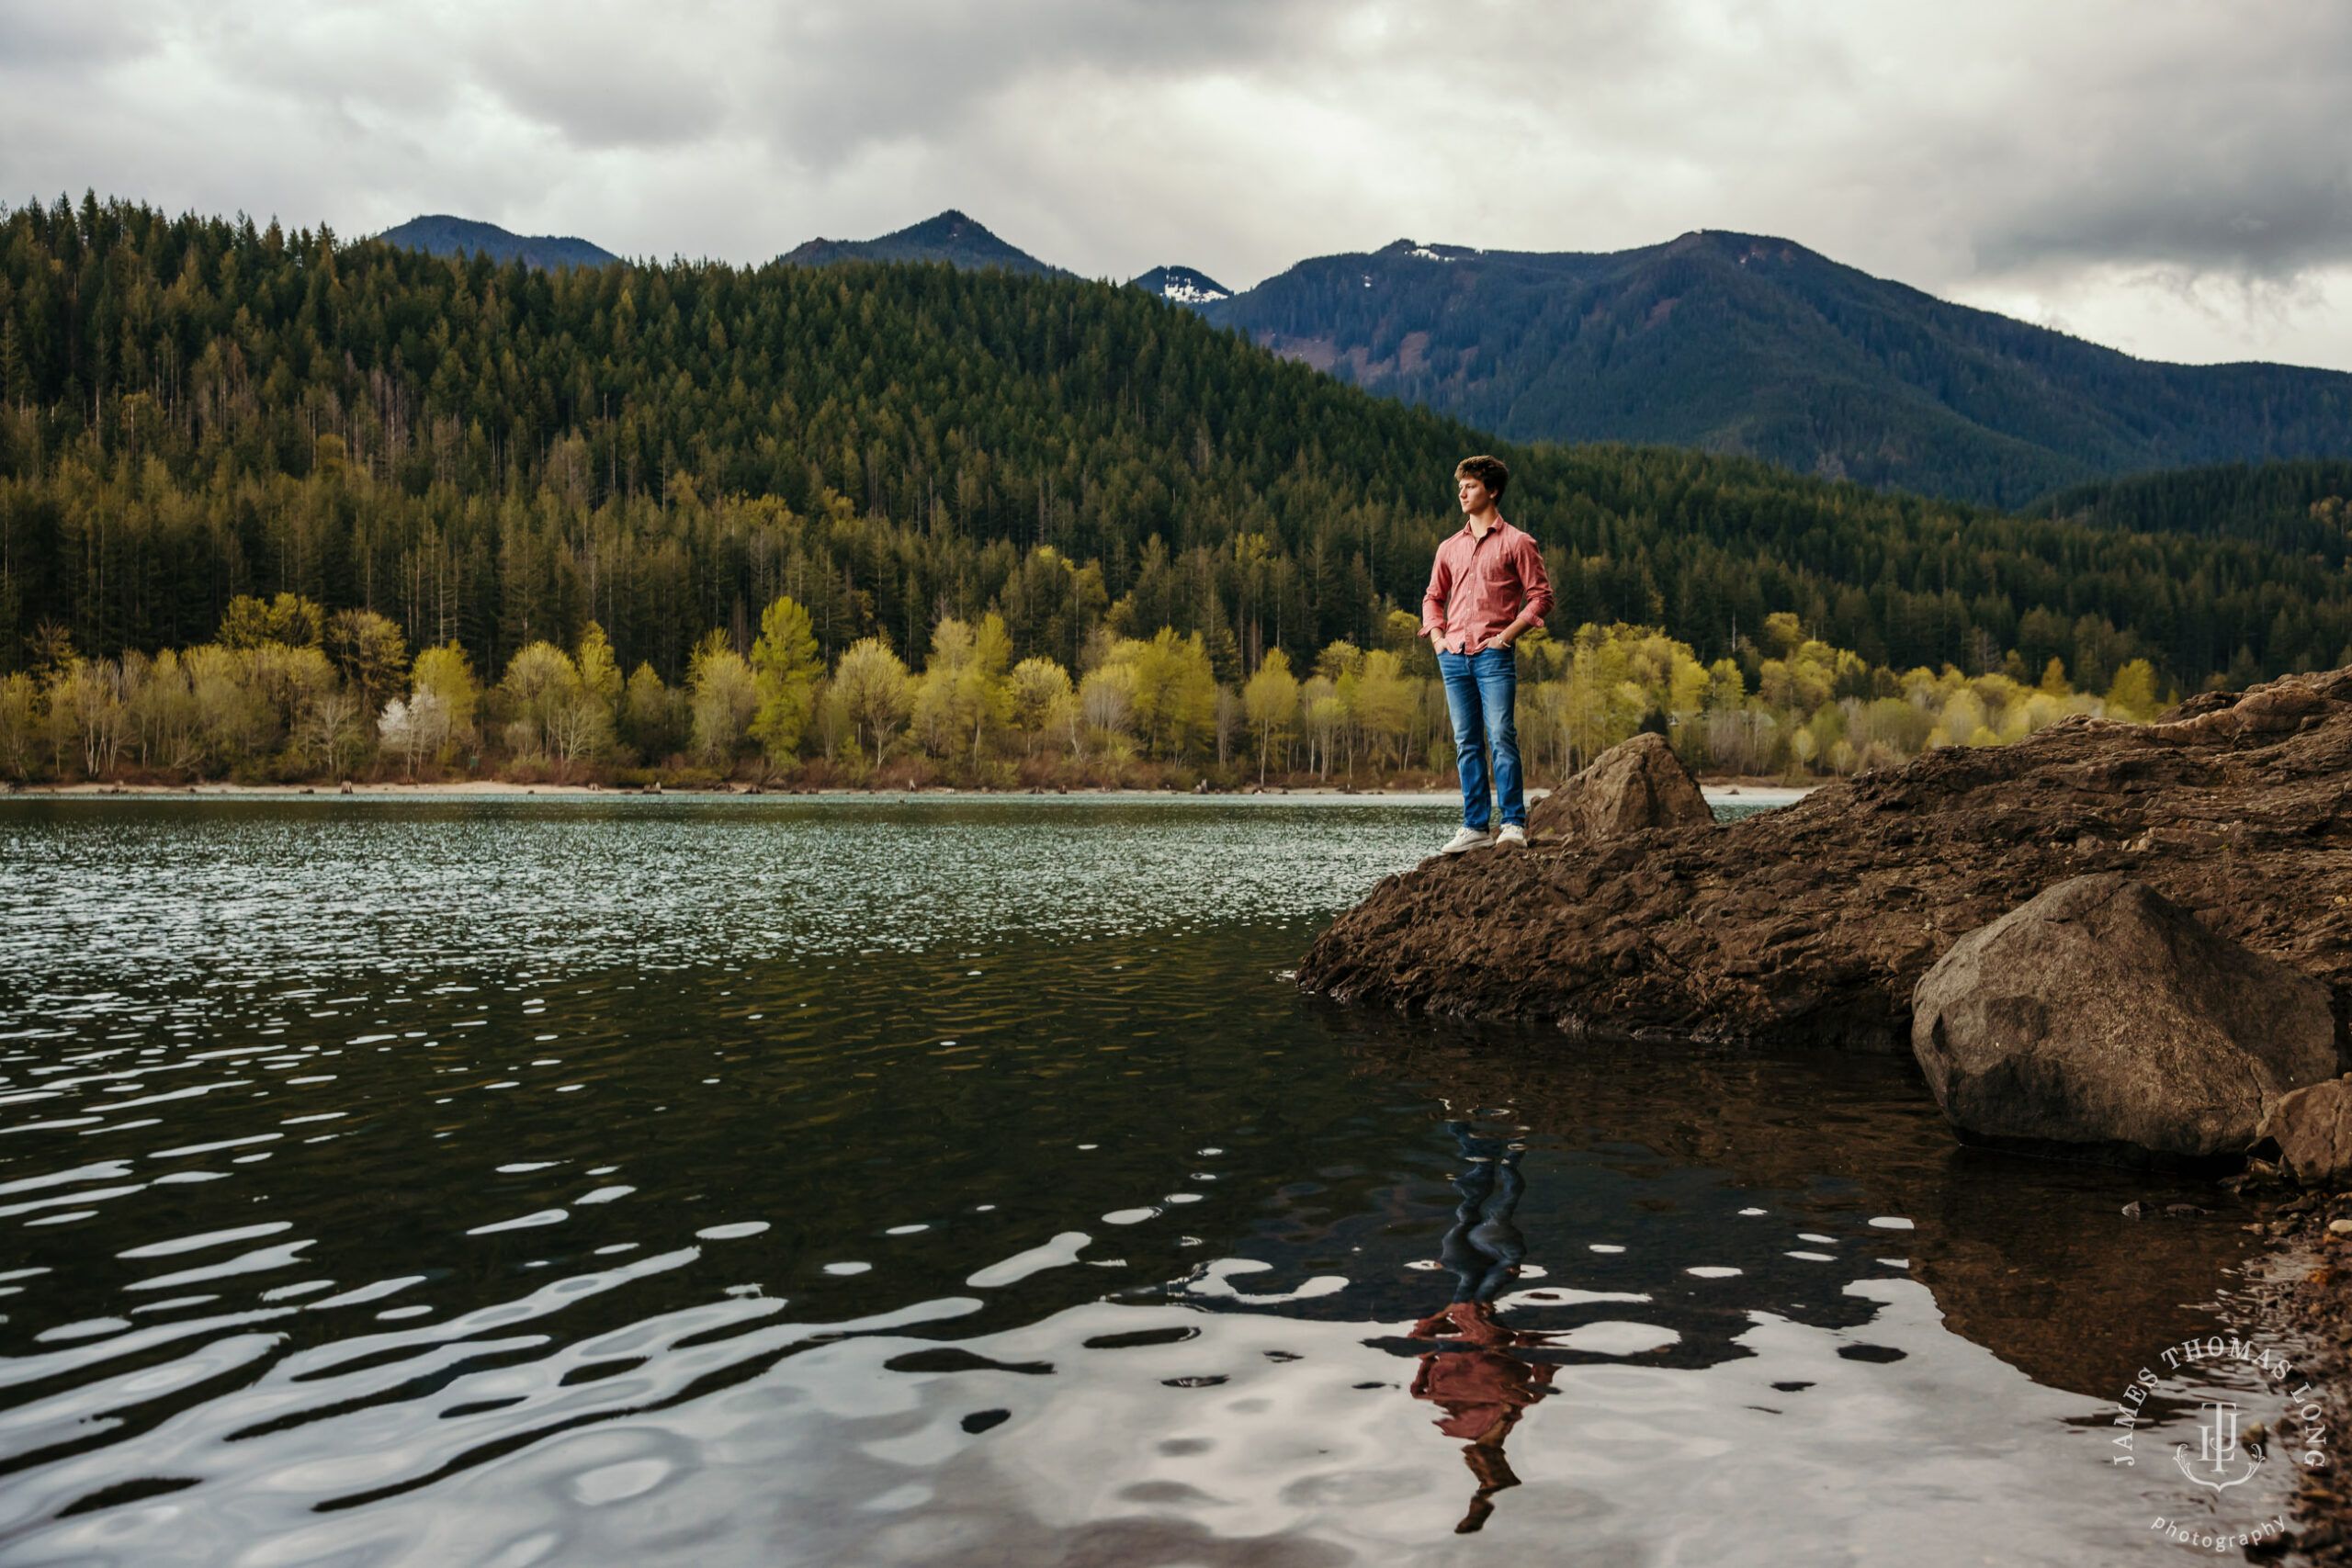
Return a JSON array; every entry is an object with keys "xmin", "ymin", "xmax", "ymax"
[
  {"xmin": 1192, "ymin": 230, "xmax": 2352, "ymax": 508},
  {"xmin": 364, "ymin": 207, "xmax": 2352, "ymax": 510},
  {"xmin": 778, "ymin": 210, "xmax": 1068, "ymax": 276},
  {"xmin": 376, "ymin": 215, "xmax": 616, "ymax": 270}
]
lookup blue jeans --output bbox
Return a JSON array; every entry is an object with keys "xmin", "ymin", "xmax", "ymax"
[
  {"xmin": 1439, "ymin": 1123, "xmax": 1526, "ymax": 1304},
  {"xmin": 1438, "ymin": 647, "xmax": 1524, "ymax": 829}
]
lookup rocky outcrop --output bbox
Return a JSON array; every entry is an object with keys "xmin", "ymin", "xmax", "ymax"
[
  {"xmin": 2263, "ymin": 1077, "xmax": 2352, "ymax": 1185},
  {"xmin": 1909, "ymin": 874, "xmax": 2335, "ymax": 1159},
  {"xmin": 1525, "ymin": 732, "xmax": 1713, "ymax": 842},
  {"xmin": 1298, "ymin": 668, "xmax": 2352, "ymax": 1051}
]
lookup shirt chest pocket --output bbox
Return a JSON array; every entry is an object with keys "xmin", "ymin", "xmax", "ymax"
[{"xmin": 1470, "ymin": 552, "xmax": 1521, "ymax": 616}]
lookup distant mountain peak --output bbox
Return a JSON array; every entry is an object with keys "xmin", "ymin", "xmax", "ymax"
[
  {"xmin": 376, "ymin": 215, "xmax": 616, "ymax": 271},
  {"xmin": 1203, "ymin": 230, "xmax": 2352, "ymax": 509},
  {"xmin": 1131, "ymin": 265, "xmax": 1230, "ymax": 307},
  {"xmin": 1380, "ymin": 239, "xmax": 1477, "ymax": 264},
  {"xmin": 779, "ymin": 211, "xmax": 1066, "ymax": 277},
  {"xmin": 901, "ymin": 209, "xmax": 978, "ymax": 237}
]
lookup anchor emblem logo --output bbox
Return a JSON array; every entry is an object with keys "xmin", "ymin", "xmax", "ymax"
[{"xmin": 2174, "ymin": 1401, "xmax": 2265, "ymax": 1492}]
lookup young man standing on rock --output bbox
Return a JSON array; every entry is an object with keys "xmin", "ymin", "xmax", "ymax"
[{"xmin": 1423, "ymin": 455, "xmax": 1554, "ymax": 854}]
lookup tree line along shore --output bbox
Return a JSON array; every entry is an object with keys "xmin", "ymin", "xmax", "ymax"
[
  {"xmin": 5, "ymin": 195, "xmax": 2352, "ymax": 716},
  {"xmin": 1, "ymin": 590, "xmax": 2167, "ymax": 792}
]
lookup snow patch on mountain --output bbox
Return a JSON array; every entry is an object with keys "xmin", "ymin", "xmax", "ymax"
[{"xmin": 1131, "ymin": 265, "xmax": 1231, "ymax": 308}]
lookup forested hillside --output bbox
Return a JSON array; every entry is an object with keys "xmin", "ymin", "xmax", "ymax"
[
  {"xmin": 4, "ymin": 194, "xmax": 2351, "ymax": 700},
  {"xmin": 1204, "ymin": 232, "xmax": 2352, "ymax": 509},
  {"xmin": 2032, "ymin": 458, "xmax": 2352, "ymax": 557}
]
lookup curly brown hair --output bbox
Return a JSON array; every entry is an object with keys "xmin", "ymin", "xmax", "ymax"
[{"xmin": 1453, "ymin": 454, "xmax": 1509, "ymax": 501}]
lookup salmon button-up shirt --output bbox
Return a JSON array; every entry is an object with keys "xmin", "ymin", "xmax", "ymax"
[{"xmin": 1421, "ymin": 518, "xmax": 1555, "ymax": 655}]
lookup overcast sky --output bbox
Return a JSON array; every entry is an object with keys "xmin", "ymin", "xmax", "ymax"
[{"xmin": 6, "ymin": 0, "xmax": 2350, "ymax": 368}]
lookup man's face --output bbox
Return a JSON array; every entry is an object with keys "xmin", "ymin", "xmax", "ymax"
[{"xmin": 1457, "ymin": 476, "xmax": 1490, "ymax": 514}]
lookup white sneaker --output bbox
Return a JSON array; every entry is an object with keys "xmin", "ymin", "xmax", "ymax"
[
  {"xmin": 1496, "ymin": 824, "xmax": 1527, "ymax": 848},
  {"xmin": 1440, "ymin": 826, "xmax": 1494, "ymax": 855}
]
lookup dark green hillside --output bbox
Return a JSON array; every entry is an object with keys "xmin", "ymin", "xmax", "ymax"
[
  {"xmin": 4, "ymin": 194, "xmax": 2351, "ymax": 693},
  {"xmin": 1206, "ymin": 232, "xmax": 2352, "ymax": 510},
  {"xmin": 2032, "ymin": 459, "xmax": 2352, "ymax": 558},
  {"xmin": 779, "ymin": 210, "xmax": 1066, "ymax": 277}
]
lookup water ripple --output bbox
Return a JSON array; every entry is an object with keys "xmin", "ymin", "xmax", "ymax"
[{"xmin": 0, "ymin": 798, "xmax": 2298, "ymax": 1565}]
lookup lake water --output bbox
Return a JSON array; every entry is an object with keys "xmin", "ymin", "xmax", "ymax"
[{"xmin": 0, "ymin": 799, "xmax": 2309, "ymax": 1565}]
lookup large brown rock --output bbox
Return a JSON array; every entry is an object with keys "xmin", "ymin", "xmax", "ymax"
[
  {"xmin": 1909, "ymin": 874, "xmax": 2336, "ymax": 1159},
  {"xmin": 1298, "ymin": 667, "xmax": 2352, "ymax": 1050},
  {"xmin": 2262, "ymin": 1077, "xmax": 2352, "ymax": 1185},
  {"xmin": 1526, "ymin": 732, "xmax": 1713, "ymax": 842}
]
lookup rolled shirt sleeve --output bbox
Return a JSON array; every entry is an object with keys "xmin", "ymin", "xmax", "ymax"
[
  {"xmin": 1422, "ymin": 552, "xmax": 1453, "ymax": 638},
  {"xmin": 1511, "ymin": 534, "xmax": 1555, "ymax": 626}
]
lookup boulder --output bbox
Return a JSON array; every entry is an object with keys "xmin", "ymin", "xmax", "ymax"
[
  {"xmin": 1526, "ymin": 732, "xmax": 1712, "ymax": 843},
  {"xmin": 1910, "ymin": 874, "xmax": 2336, "ymax": 1160},
  {"xmin": 2262, "ymin": 1077, "xmax": 2352, "ymax": 1185}
]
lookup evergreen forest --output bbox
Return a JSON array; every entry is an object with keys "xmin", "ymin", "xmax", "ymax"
[
  {"xmin": 6, "ymin": 191, "xmax": 2352, "ymax": 716},
  {"xmin": 2031, "ymin": 457, "xmax": 2352, "ymax": 556}
]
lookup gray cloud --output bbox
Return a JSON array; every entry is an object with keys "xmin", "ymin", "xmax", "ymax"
[
  {"xmin": 6, "ymin": 0, "xmax": 2352, "ymax": 364},
  {"xmin": 1897, "ymin": 5, "xmax": 2352, "ymax": 280}
]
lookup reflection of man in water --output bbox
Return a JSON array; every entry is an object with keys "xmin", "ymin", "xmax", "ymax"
[{"xmin": 1408, "ymin": 1122, "xmax": 1555, "ymax": 1534}]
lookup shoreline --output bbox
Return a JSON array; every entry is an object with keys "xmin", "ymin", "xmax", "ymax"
[
  {"xmin": 2242, "ymin": 1196, "xmax": 2352, "ymax": 1560},
  {"xmin": 2, "ymin": 780, "xmax": 1814, "ymax": 806},
  {"xmin": 10, "ymin": 781, "xmax": 1463, "ymax": 803}
]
